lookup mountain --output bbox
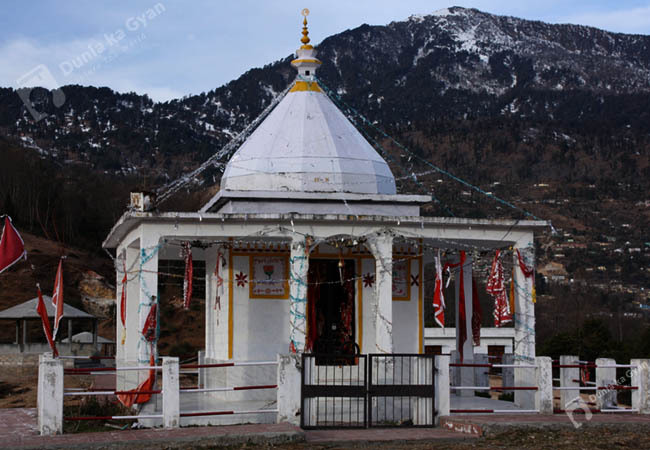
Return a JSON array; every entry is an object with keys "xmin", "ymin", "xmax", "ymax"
[{"xmin": 0, "ymin": 7, "xmax": 648, "ymax": 302}]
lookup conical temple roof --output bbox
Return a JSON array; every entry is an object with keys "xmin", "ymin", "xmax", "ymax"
[
  {"xmin": 220, "ymin": 82, "xmax": 396, "ymax": 195},
  {"xmin": 219, "ymin": 13, "xmax": 396, "ymax": 196}
]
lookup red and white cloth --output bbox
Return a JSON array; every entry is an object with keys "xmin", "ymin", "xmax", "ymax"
[
  {"xmin": 433, "ymin": 251, "xmax": 446, "ymax": 327},
  {"xmin": 487, "ymin": 250, "xmax": 512, "ymax": 327},
  {"xmin": 444, "ymin": 251, "xmax": 468, "ymax": 361},
  {"xmin": 36, "ymin": 284, "xmax": 58, "ymax": 357},
  {"xmin": 0, "ymin": 216, "xmax": 26, "ymax": 274},
  {"xmin": 51, "ymin": 259, "xmax": 64, "ymax": 339}
]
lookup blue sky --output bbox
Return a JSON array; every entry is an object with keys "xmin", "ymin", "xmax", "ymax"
[{"xmin": 2, "ymin": 1, "xmax": 649, "ymax": 101}]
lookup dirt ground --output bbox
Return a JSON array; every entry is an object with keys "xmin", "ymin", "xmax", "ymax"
[{"xmin": 233, "ymin": 427, "xmax": 650, "ymax": 449}]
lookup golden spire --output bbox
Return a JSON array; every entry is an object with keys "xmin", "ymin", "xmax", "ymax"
[{"xmin": 300, "ymin": 8, "xmax": 313, "ymax": 50}]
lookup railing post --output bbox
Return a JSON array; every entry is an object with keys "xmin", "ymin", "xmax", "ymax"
[
  {"xmin": 197, "ymin": 350, "xmax": 205, "ymax": 389},
  {"xmin": 434, "ymin": 354, "xmax": 450, "ymax": 425},
  {"xmin": 162, "ymin": 356, "xmax": 180, "ymax": 428},
  {"xmin": 38, "ymin": 353, "xmax": 63, "ymax": 435},
  {"xmin": 277, "ymin": 353, "xmax": 301, "ymax": 425},
  {"xmin": 535, "ymin": 356, "xmax": 553, "ymax": 414},
  {"xmin": 596, "ymin": 358, "xmax": 616, "ymax": 410},
  {"xmin": 631, "ymin": 359, "xmax": 650, "ymax": 413},
  {"xmin": 559, "ymin": 355, "xmax": 579, "ymax": 409}
]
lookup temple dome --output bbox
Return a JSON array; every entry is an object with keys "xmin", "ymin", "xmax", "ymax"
[{"xmin": 220, "ymin": 14, "xmax": 396, "ymax": 195}]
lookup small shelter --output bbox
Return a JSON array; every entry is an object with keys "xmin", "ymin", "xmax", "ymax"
[{"xmin": 0, "ymin": 296, "xmax": 99, "ymax": 354}]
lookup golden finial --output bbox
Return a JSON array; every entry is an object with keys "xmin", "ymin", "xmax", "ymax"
[{"xmin": 300, "ymin": 8, "xmax": 313, "ymax": 49}]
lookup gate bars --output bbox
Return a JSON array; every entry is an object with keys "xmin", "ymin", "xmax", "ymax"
[{"xmin": 300, "ymin": 353, "xmax": 436, "ymax": 429}]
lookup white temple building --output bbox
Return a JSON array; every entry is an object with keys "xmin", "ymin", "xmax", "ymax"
[{"xmin": 103, "ymin": 12, "xmax": 547, "ymax": 426}]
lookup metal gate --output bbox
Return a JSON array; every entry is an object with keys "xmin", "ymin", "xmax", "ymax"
[
  {"xmin": 300, "ymin": 353, "xmax": 435, "ymax": 429},
  {"xmin": 368, "ymin": 354, "xmax": 436, "ymax": 427}
]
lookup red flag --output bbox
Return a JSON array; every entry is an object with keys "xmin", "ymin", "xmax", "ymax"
[
  {"xmin": 487, "ymin": 250, "xmax": 512, "ymax": 327},
  {"xmin": 516, "ymin": 249, "xmax": 537, "ymax": 303},
  {"xmin": 433, "ymin": 251, "xmax": 445, "ymax": 327},
  {"xmin": 36, "ymin": 285, "xmax": 58, "ymax": 357},
  {"xmin": 471, "ymin": 277, "xmax": 481, "ymax": 346},
  {"xmin": 51, "ymin": 259, "xmax": 64, "ymax": 339},
  {"xmin": 0, "ymin": 216, "xmax": 26, "ymax": 274},
  {"xmin": 142, "ymin": 303, "xmax": 157, "ymax": 342},
  {"xmin": 117, "ymin": 353, "xmax": 156, "ymax": 407},
  {"xmin": 182, "ymin": 242, "xmax": 193, "ymax": 309}
]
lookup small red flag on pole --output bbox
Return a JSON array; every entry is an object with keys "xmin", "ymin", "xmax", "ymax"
[
  {"xmin": 0, "ymin": 216, "xmax": 26, "ymax": 274},
  {"xmin": 36, "ymin": 284, "xmax": 58, "ymax": 357},
  {"xmin": 51, "ymin": 259, "xmax": 64, "ymax": 339}
]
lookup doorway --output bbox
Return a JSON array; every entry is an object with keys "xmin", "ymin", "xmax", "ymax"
[{"xmin": 307, "ymin": 258, "xmax": 357, "ymax": 355}]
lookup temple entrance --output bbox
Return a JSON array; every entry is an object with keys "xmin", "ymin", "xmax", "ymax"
[{"xmin": 307, "ymin": 259, "xmax": 357, "ymax": 355}]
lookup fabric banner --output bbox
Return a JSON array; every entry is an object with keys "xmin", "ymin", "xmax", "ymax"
[
  {"xmin": 444, "ymin": 251, "xmax": 467, "ymax": 361},
  {"xmin": 433, "ymin": 251, "xmax": 445, "ymax": 327},
  {"xmin": 142, "ymin": 303, "xmax": 157, "ymax": 343},
  {"xmin": 182, "ymin": 242, "xmax": 193, "ymax": 309},
  {"xmin": 0, "ymin": 216, "xmax": 26, "ymax": 274},
  {"xmin": 51, "ymin": 259, "xmax": 64, "ymax": 340},
  {"xmin": 391, "ymin": 258, "xmax": 409, "ymax": 299},
  {"xmin": 117, "ymin": 354, "xmax": 156, "ymax": 407},
  {"xmin": 214, "ymin": 249, "xmax": 225, "ymax": 319},
  {"xmin": 487, "ymin": 250, "xmax": 512, "ymax": 327},
  {"xmin": 516, "ymin": 248, "xmax": 537, "ymax": 303},
  {"xmin": 36, "ymin": 285, "xmax": 58, "ymax": 357},
  {"xmin": 119, "ymin": 260, "xmax": 127, "ymax": 345}
]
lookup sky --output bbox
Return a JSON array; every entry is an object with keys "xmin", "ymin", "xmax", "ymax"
[{"xmin": 2, "ymin": 1, "xmax": 650, "ymax": 102}]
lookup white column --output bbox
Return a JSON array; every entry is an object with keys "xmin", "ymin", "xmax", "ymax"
[
  {"xmin": 368, "ymin": 233, "xmax": 393, "ymax": 354},
  {"xmin": 596, "ymin": 357, "xmax": 617, "ymax": 409},
  {"xmin": 277, "ymin": 353, "xmax": 301, "ymax": 425},
  {"xmin": 162, "ymin": 356, "xmax": 180, "ymax": 428},
  {"xmin": 560, "ymin": 355, "xmax": 579, "ymax": 409},
  {"xmin": 453, "ymin": 253, "xmax": 473, "ymax": 396},
  {"xmin": 535, "ymin": 356, "xmax": 553, "ymax": 414},
  {"xmin": 434, "ymin": 355, "xmax": 450, "ymax": 425},
  {"xmin": 631, "ymin": 359, "xmax": 650, "ymax": 413},
  {"xmin": 289, "ymin": 237, "xmax": 309, "ymax": 353},
  {"xmin": 204, "ymin": 249, "xmax": 216, "ymax": 360},
  {"xmin": 513, "ymin": 245, "xmax": 536, "ymax": 409},
  {"xmin": 138, "ymin": 232, "xmax": 160, "ymax": 372},
  {"xmin": 117, "ymin": 246, "xmax": 139, "ymax": 362},
  {"xmin": 38, "ymin": 353, "xmax": 63, "ymax": 435}
]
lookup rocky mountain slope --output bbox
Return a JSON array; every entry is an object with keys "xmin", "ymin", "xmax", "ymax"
[{"xmin": 0, "ymin": 6, "xmax": 648, "ymax": 302}]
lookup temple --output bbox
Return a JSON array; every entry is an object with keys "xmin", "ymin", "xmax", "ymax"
[{"xmin": 103, "ymin": 11, "xmax": 547, "ymax": 426}]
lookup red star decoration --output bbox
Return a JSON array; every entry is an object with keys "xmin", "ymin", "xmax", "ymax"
[
  {"xmin": 410, "ymin": 274, "xmax": 420, "ymax": 286},
  {"xmin": 236, "ymin": 272, "xmax": 248, "ymax": 287},
  {"xmin": 363, "ymin": 273, "xmax": 374, "ymax": 288}
]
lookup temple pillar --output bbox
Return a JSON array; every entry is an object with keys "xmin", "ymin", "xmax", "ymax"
[
  {"xmin": 453, "ymin": 252, "xmax": 473, "ymax": 396},
  {"xmin": 513, "ymin": 243, "xmax": 536, "ymax": 409},
  {"xmin": 368, "ymin": 233, "xmax": 393, "ymax": 354},
  {"xmin": 289, "ymin": 236, "xmax": 309, "ymax": 353},
  {"xmin": 138, "ymin": 231, "xmax": 160, "ymax": 371}
]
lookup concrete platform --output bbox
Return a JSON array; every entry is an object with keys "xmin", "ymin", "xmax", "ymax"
[
  {"xmin": 450, "ymin": 395, "xmax": 524, "ymax": 412},
  {"xmin": 441, "ymin": 413, "xmax": 650, "ymax": 437}
]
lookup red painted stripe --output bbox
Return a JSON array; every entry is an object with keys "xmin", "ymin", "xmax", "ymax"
[
  {"xmin": 450, "ymin": 409, "xmax": 494, "ymax": 413},
  {"xmin": 233, "ymin": 385, "xmax": 277, "ymax": 391}
]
